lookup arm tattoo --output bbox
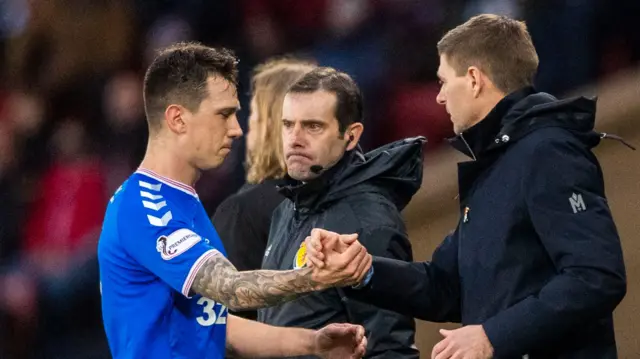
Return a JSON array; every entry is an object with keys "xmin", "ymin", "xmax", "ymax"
[{"xmin": 191, "ymin": 251, "xmax": 324, "ymax": 310}]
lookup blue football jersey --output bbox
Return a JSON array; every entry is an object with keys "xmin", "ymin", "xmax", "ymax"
[{"xmin": 98, "ymin": 168, "xmax": 228, "ymax": 359}]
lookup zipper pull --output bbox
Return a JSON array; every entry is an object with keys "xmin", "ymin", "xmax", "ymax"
[{"xmin": 600, "ymin": 132, "xmax": 636, "ymax": 151}]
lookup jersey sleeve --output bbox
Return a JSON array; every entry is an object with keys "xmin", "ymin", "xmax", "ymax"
[{"xmin": 118, "ymin": 200, "xmax": 219, "ymax": 298}]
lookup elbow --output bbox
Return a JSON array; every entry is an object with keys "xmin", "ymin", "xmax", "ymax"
[
  {"xmin": 592, "ymin": 269, "xmax": 627, "ymax": 312},
  {"xmin": 222, "ymin": 300, "xmax": 243, "ymax": 312},
  {"xmin": 609, "ymin": 273, "xmax": 627, "ymax": 308},
  {"xmin": 604, "ymin": 261, "xmax": 627, "ymax": 308}
]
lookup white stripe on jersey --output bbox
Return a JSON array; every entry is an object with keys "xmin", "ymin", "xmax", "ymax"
[{"xmin": 147, "ymin": 211, "xmax": 173, "ymax": 227}]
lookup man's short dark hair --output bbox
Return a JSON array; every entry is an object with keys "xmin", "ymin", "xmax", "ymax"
[
  {"xmin": 143, "ymin": 42, "xmax": 239, "ymax": 130},
  {"xmin": 437, "ymin": 14, "xmax": 539, "ymax": 94},
  {"xmin": 288, "ymin": 67, "xmax": 363, "ymax": 134}
]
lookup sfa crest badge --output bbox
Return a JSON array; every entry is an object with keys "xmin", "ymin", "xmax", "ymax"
[{"xmin": 293, "ymin": 242, "xmax": 308, "ymax": 269}]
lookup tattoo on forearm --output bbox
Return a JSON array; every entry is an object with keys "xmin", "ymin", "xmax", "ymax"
[{"xmin": 191, "ymin": 252, "xmax": 323, "ymax": 310}]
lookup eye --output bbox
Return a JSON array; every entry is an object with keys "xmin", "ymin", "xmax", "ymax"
[{"xmin": 282, "ymin": 120, "xmax": 293, "ymax": 128}]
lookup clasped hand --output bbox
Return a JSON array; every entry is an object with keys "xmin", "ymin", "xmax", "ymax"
[{"xmin": 303, "ymin": 228, "xmax": 372, "ymax": 288}]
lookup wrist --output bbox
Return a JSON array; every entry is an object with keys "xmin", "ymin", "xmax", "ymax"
[
  {"xmin": 480, "ymin": 324, "xmax": 495, "ymax": 357},
  {"xmin": 352, "ymin": 265, "xmax": 374, "ymax": 289},
  {"xmin": 306, "ymin": 329, "xmax": 320, "ymax": 356}
]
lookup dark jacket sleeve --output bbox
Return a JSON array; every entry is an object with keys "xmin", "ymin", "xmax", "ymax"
[
  {"xmin": 348, "ymin": 227, "xmax": 462, "ymax": 323},
  {"xmin": 482, "ymin": 138, "xmax": 627, "ymax": 358},
  {"xmin": 342, "ymin": 226, "xmax": 420, "ymax": 358}
]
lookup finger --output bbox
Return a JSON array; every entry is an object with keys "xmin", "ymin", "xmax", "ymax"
[
  {"xmin": 333, "ymin": 244, "xmax": 364, "ymax": 276},
  {"xmin": 434, "ymin": 342, "xmax": 454, "ymax": 359},
  {"xmin": 431, "ymin": 339, "xmax": 448, "ymax": 359},
  {"xmin": 344, "ymin": 249, "xmax": 367, "ymax": 285},
  {"xmin": 359, "ymin": 254, "xmax": 373, "ymax": 282},
  {"xmin": 352, "ymin": 253, "xmax": 371, "ymax": 283},
  {"xmin": 307, "ymin": 233, "xmax": 324, "ymax": 252},
  {"xmin": 342, "ymin": 247, "xmax": 367, "ymax": 275},
  {"xmin": 339, "ymin": 240, "xmax": 365, "ymax": 266},
  {"xmin": 353, "ymin": 336, "xmax": 368, "ymax": 358},
  {"xmin": 439, "ymin": 329, "xmax": 451, "ymax": 337},
  {"xmin": 355, "ymin": 325, "xmax": 365, "ymax": 343},
  {"xmin": 305, "ymin": 236, "xmax": 325, "ymax": 263},
  {"xmin": 307, "ymin": 254, "xmax": 325, "ymax": 269},
  {"xmin": 310, "ymin": 228, "xmax": 326, "ymax": 239}
]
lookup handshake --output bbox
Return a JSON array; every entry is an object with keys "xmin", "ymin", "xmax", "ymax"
[{"xmin": 303, "ymin": 228, "xmax": 373, "ymax": 289}]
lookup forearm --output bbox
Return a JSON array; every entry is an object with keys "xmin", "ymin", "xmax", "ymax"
[
  {"xmin": 348, "ymin": 257, "xmax": 461, "ymax": 322},
  {"xmin": 191, "ymin": 252, "xmax": 324, "ymax": 311},
  {"xmin": 226, "ymin": 314, "xmax": 316, "ymax": 357}
]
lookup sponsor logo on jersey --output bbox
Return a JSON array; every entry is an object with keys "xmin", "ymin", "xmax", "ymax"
[{"xmin": 156, "ymin": 228, "xmax": 201, "ymax": 260}]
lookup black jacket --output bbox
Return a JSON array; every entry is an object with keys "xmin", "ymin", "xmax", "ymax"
[
  {"xmin": 258, "ymin": 137, "xmax": 425, "ymax": 359},
  {"xmin": 212, "ymin": 180, "xmax": 285, "ymax": 320},
  {"xmin": 348, "ymin": 88, "xmax": 627, "ymax": 359}
]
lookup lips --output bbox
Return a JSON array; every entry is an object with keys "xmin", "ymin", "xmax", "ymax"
[{"xmin": 286, "ymin": 152, "xmax": 312, "ymax": 161}]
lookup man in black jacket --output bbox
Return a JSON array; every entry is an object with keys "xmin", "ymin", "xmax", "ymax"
[
  {"xmin": 257, "ymin": 67, "xmax": 422, "ymax": 358},
  {"xmin": 306, "ymin": 14, "xmax": 628, "ymax": 359}
]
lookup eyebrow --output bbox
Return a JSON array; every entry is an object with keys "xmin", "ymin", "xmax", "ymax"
[
  {"xmin": 217, "ymin": 106, "xmax": 241, "ymax": 115},
  {"xmin": 282, "ymin": 118, "xmax": 325, "ymax": 124}
]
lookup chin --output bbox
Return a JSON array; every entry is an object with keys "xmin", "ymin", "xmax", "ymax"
[
  {"xmin": 199, "ymin": 157, "xmax": 225, "ymax": 171},
  {"xmin": 288, "ymin": 169, "xmax": 316, "ymax": 182}
]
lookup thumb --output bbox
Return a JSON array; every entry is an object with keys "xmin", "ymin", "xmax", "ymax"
[
  {"xmin": 439, "ymin": 329, "xmax": 451, "ymax": 337},
  {"xmin": 341, "ymin": 233, "xmax": 359, "ymax": 245},
  {"xmin": 323, "ymin": 235, "xmax": 339, "ymax": 251},
  {"xmin": 324, "ymin": 324, "xmax": 354, "ymax": 338}
]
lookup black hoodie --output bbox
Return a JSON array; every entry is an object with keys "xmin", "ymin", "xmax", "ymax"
[
  {"xmin": 257, "ymin": 137, "xmax": 425, "ymax": 359},
  {"xmin": 347, "ymin": 88, "xmax": 627, "ymax": 359}
]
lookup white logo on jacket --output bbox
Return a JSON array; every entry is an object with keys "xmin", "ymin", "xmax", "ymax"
[{"xmin": 569, "ymin": 192, "xmax": 586, "ymax": 213}]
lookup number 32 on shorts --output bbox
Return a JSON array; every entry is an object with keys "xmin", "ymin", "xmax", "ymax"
[{"xmin": 196, "ymin": 297, "xmax": 228, "ymax": 326}]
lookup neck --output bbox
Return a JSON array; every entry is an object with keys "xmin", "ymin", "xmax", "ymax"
[
  {"xmin": 467, "ymin": 91, "xmax": 506, "ymax": 132},
  {"xmin": 139, "ymin": 137, "xmax": 199, "ymax": 187}
]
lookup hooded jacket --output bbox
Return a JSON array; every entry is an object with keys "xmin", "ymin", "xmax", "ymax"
[
  {"xmin": 257, "ymin": 137, "xmax": 425, "ymax": 359},
  {"xmin": 348, "ymin": 87, "xmax": 627, "ymax": 359}
]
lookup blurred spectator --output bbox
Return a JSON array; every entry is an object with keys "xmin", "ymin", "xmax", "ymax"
[
  {"xmin": 242, "ymin": 0, "xmax": 327, "ymax": 58},
  {"xmin": 23, "ymin": 118, "xmax": 106, "ymax": 273},
  {"xmin": 1, "ymin": 118, "xmax": 108, "ymax": 358},
  {"xmin": 0, "ymin": 120, "xmax": 19, "ymax": 262},
  {"xmin": 383, "ymin": 82, "xmax": 452, "ymax": 148},
  {"xmin": 522, "ymin": 0, "xmax": 598, "ymax": 95},
  {"xmin": 100, "ymin": 71, "xmax": 147, "ymax": 194},
  {"xmin": 144, "ymin": 15, "xmax": 194, "ymax": 67},
  {"xmin": 5, "ymin": 0, "xmax": 134, "ymax": 93}
]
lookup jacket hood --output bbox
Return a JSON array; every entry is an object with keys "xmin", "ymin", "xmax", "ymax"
[
  {"xmin": 277, "ymin": 136, "xmax": 426, "ymax": 212},
  {"xmin": 450, "ymin": 87, "xmax": 602, "ymax": 159}
]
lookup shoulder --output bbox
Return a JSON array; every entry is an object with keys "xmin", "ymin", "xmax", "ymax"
[
  {"xmin": 117, "ymin": 175, "xmax": 191, "ymax": 231},
  {"xmin": 512, "ymin": 126, "xmax": 590, "ymax": 160},
  {"xmin": 325, "ymin": 192, "xmax": 403, "ymax": 231}
]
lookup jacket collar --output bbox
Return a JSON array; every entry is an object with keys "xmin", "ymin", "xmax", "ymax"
[
  {"xmin": 449, "ymin": 87, "xmax": 536, "ymax": 159},
  {"xmin": 276, "ymin": 150, "xmax": 354, "ymax": 210}
]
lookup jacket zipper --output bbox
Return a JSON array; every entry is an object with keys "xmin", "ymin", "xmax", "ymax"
[{"xmin": 460, "ymin": 133, "xmax": 477, "ymax": 161}]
